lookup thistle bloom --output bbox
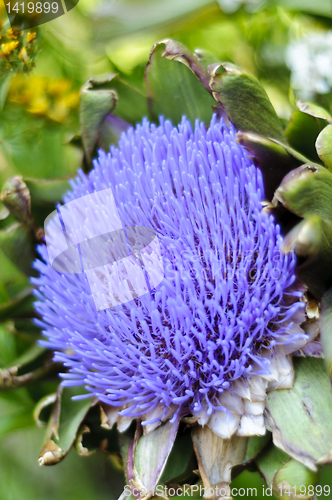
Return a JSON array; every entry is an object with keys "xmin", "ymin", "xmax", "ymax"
[{"xmin": 33, "ymin": 116, "xmax": 308, "ymax": 438}]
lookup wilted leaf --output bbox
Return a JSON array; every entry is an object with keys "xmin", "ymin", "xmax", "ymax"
[
  {"xmin": 1, "ymin": 176, "xmax": 34, "ymax": 229},
  {"xmin": 130, "ymin": 419, "xmax": 179, "ymax": 499},
  {"xmin": 0, "ymin": 359, "xmax": 59, "ymax": 391},
  {"xmin": 209, "ymin": 62, "xmax": 285, "ymax": 141},
  {"xmin": 34, "ymin": 393, "xmax": 57, "ymax": 427},
  {"xmin": 74, "ymin": 425, "xmax": 95, "ymax": 457},
  {"xmin": 39, "ymin": 386, "xmax": 93, "ymax": 466},
  {"xmin": 265, "ymin": 357, "xmax": 332, "ymax": 471},
  {"xmin": 281, "ymin": 215, "xmax": 332, "ymax": 299},
  {"xmin": 192, "ymin": 425, "xmax": 248, "ymax": 499},
  {"xmin": 80, "ymin": 76, "xmax": 118, "ymax": 162},
  {"xmin": 275, "ymin": 164, "xmax": 332, "ymax": 229},
  {"xmin": 145, "ymin": 40, "xmax": 216, "ymax": 126}
]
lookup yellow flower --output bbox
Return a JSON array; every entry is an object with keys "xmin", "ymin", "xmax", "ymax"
[
  {"xmin": 26, "ymin": 32, "xmax": 36, "ymax": 44},
  {"xmin": 1, "ymin": 41, "xmax": 19, "ymax": 56},
  {"xmin": 7, "ymin": 27, "xmax": 21, "ymax": 40},
  {"xmin": 18, "ymin": 47, "xmax": 29, "ymax": 64}
]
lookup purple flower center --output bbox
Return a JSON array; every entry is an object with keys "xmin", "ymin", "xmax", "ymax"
[{"xmin": 33, "ymin": 116, "xmax": 304, "ymax": 423}]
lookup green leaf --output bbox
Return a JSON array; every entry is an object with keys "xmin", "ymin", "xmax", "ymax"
[
  {"xmin": 281, "ymin": 215, "xmax": 332, "ymax": 299},
  {"xmin": 316, "ymin": 125, "xmax": 332, "ymax": 172},
  {"xmin": 236, "ymin": 132, "xmax": 302, "ymax": 200},
  {"xmin": 272, "ymin": 457, "xmax": 319, "ymax": 500},
  {"xmin": 80, "ymin": 76, "xmax": 118, "ymax": 162},
  {"xmin": 24, "ymin": 178, "xmax": 70, "ymax": 205},
  {"xmin": 275, "ymin": 164, "xmax": 332, "ymax": 229},
  {"xmin": 265, "ymin": 357, "xmax": 332, "ymax": 471},
  {"xmin": 93, "ymin": 0, "xmax": 214, "ymax": 41},
  {"xmin": 145, "ymin": 40, "xmax": 216, "ymax": 126},
  {"xmin": 320, "ymin": 286, "xmax": 332, "ymax": 377},
  {"xmin": 256, "ymin": 444, "xmax": 290, "ymax": 486},
  {"xmin": 160, "ymin": 431, "xmax": 195, "ymax": 483},
  {"xmin": 209, "ymin": 62, "xmax": 285, "ymax": 141},
  {"xmin": 297, "ymin": 100, "xmax": 332, "ymax": 123},
  {"xmin": 99, "ymin": 75, "xmax": 148, "ymax": 125},
  {"xmin": 39, "ymin": 386, "xmax": 93, "ymax": 466},
  {"xmin": 0, "ymin": 74, "xmax": 13, "ymax": 111},
  {"xmin": 244, "ymin": 433, "xmax": 271, "ymax": 462},
  {"xmin": 0, "ymin": 288, "xmax": 34, "ymax": 322},
  {"xmin": 271, "ymin": 0, "xmax": 332, "ymax": 18},
  {"xmin": 0, "ymin": 223, "xmax": 36, "ymax": 276},
  {"xmin": 285, "ymin": 110, "xmax": 325, "ymax": 164}
]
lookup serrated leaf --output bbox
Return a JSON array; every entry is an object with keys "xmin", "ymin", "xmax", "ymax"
[
  {"xmin": 39, "ymin": 386, "xmax": 93, "ymax": 466},
  {"xmin": 145, "ymin": 40, "xmax": 216, "ymax": 126},
  {"xmin": 285, "ymin": 110, "xmax": 325, "ymax": 164},
  {"xmin": 80, "ymin": 76, "xmax": 118, "ymax": 162},
  {"xmin": 275, "ymin": 164, "xmax": 332, "ymax": 229},
  {"xmin": 265, "ymin": 357, "xmax": 332, "ymax": 471},
  {"xmin": 316, "ymin": 125, "xmax": 332, "ymax": 172},
  {"xmin": 281, "ymin": 215, "xmax": 332, "ymax": 299},
  {"xmin": 209, "ymin": 62, "xmax": 285, "ymax": 141}
]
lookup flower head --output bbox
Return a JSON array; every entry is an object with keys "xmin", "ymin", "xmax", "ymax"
[{"xmin": 33, "ymin": 116, "xmax": 307, "ymax": 438}]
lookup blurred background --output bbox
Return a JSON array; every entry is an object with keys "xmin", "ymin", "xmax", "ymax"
[{"xmin": 1, "ymin": 0, "xmax": 332, "ymax": 498}]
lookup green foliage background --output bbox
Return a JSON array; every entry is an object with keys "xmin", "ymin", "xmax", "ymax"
[{"xmin": 1, "ymin": 0, "xmax": 332, "ymax": 498}]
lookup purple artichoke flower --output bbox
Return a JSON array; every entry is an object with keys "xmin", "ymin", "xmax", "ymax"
[{"xmin": 32, "ymin": 115, "xmax": 308, "ymax": 438}]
